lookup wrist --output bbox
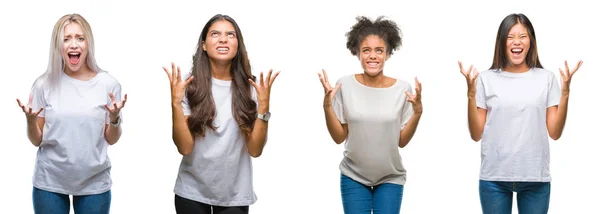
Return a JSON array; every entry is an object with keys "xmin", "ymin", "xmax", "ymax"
[
  {"xmin": 109, "ymin": 116, "xmax": 120, "ymax": 124},
  {"xmin": 258, "ymin": 104, "xmax": 269, "ymax": 114}
]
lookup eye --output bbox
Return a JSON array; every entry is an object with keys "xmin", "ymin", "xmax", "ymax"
[
  {"xmin": 77, "ymin": 37, "xmax": 84, "ymax": 41},
  {"xmin": 64, "ymin": 38, "xmax": 70, "ymax": 42},
  {"xmin": 362, "ymin": 49, "xmax": 370, "ymax": 54},
  {"xmin": 376, "ymin": 49, "xmax": 383, "ymax": 54},
  {"xmin": 211, "ymin": 32, "xmax": 219, "ymax": 37},
  {"xmin": 227, "ymin": 32, "xmax": 236, "ymax": 38}
]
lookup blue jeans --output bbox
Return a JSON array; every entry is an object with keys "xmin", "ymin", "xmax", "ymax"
[
  {"xmin": 32, "ymin": 187, "xmax": 111, "ymax": 214},
  {"xmin": 341, "ymin": 174, "xmax": 404, "ymax": 214},
  {"xmin": 479, "ymin": 180, "xmax": 550, "ymax": 214}
]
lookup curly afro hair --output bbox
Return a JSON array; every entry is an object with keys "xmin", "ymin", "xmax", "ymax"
[{"xmin": 345, "ymin": 16, "xmax": 402, "ymax": 56}]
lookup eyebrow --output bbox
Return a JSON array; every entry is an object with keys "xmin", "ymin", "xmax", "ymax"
[
  {"xmin": 361, "ymin": 46, "xmax": 385, "ymax": 49},
  {"xmin": 209, "ymin": 30, "xmax": 236, "ymax": 34},
  {"xmin": 64, "ymin": 34, "xmax": 85, "ymax": 38}
]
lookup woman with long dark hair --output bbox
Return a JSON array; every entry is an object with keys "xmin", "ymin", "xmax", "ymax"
[{"xmin": 163, "ymin": 14, "xmax": 279, "ymax": 214}]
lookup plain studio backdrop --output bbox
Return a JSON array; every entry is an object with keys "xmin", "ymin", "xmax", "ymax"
[{"xmin": 1, "ymin": 0, "xmax": 598, "ymax": 213}]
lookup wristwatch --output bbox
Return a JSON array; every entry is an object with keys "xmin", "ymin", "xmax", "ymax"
[
  {"xmin": 110, "ymin": 117, "xmax": 121, "ymax": 128},
  {"xmin": 257, "ymin": 112, "xmax": 271, "ymax": 122}
]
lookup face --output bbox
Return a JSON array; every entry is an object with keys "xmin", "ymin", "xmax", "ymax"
[
  {"xmin": 62, "ymin": 22, "xmax": 88, "ymax": 72},
  {"xmin": 358, "ymin": 35, "xmax": 389, "ymax": 76},
  {"xmin": 505, "ymin": 23, "xmax": 530, "ymax": 67},
  {"xmin": 202, "ymin": 20, "xmax": 239, "ymax": 63}
]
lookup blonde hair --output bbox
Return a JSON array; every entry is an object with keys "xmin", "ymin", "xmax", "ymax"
[{"xmin": 36, "ymin": 13, "xmax": 103, "ymax": 90}]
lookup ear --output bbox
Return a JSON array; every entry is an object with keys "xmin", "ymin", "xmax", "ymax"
[
  {"xmin": 202, "ymin": 41, "xmax": 206, "ymax": 51},
  {"xmin": 385, "ymin": 53, "xmax": 390, "ymax": 61}
]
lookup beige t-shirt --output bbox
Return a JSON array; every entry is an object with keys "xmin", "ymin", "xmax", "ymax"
[{"xmin": 333, "ymin": 74, "xmax": 414, "ymax": 186}]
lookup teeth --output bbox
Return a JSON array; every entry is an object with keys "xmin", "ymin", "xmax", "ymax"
[
  {"xmin": 511, "ymin": 48, "xmax": 523, "ymax": 53},
  {"xmin": 217, "ymin": 48, "xmax": 228, "ymax": 51},
  {"xmin": 68, "ymin": 53, "xmax": 80, "ymax": 56}
]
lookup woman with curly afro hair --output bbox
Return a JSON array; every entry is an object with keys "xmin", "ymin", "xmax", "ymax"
[{"xmin": 318, "ymin": 16, "xmax": 423, "ymax": 214}]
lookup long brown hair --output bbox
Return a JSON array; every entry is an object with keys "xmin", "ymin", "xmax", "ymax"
[
  {"xmin": 186, "ymin": 14, "xmax": 257, "ymax": 137},
  {"xmin": 490, "ymin": 13, "xmax": 543, "ymax": 70}
]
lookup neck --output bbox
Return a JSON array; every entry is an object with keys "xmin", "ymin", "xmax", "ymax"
[
  {"xmin": 359, "ymin": 72, "xmax": 386, "ymax": 87},
  {"xmin": 504, "ymin": 63, "xmax": 529, "ymax": 73},
  {"xmin": 64, "ymin": 64, "xmax": 96, "ymax": 80},
  {"xmin": 210, "ymin": 59, "xmax": 233, "ymax": 80}
]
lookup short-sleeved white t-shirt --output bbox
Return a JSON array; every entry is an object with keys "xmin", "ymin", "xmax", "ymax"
[
  {"xmin": 31, "ymin": 71, "xmax": 122, "ymax": 195},
  {"xmin": 476, "ymin": 68, "xmax": 561, "ymax": 182},
  {"xmin": 174, "ymin": 76, "xmax": 259, "ymax": 206}
]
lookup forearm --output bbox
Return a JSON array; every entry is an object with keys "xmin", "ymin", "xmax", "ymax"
[
  {"xmin": 467, "ymin": 96, "xmax": 485, "ymax": 141},
  {"xmin": 399, "ymin": 112, "xmax": 422, "ymax": 148},
  {"xmin": 105, "ymin": 123, "xmax": 122, "ymax": 145},
  {"xmin": 324, "ymin": 105, "xmax": 347, "ymax": 144},
  {"xmin": 27, "ymin": 119, "xmax": 43, "ymax": 147},
  {"xmin": 549, "ymin": 94, "xmax": 569, "ymax": 140},
  {"xmin": 247, "ymin": 103, "xmax": 269, "ymax": 158},
  {"xmin": 172, "ymin": 103, "xmax": 194, "ymax": 155}
]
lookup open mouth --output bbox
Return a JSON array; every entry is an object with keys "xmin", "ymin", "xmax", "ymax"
[
  {"xmin": 367, "ymin": 62, "xmax": 379, "ymax": 68},
  {"xmin": 68, "ymin": 52, "xmax": 81, "ymax": 65},
  {"xmin": 216, "ymin": 46, "xmax": 229, "ymax": 54},
  {"xmin": 510, "ymin": 48, "xmax": 523, "ymax": 57}
]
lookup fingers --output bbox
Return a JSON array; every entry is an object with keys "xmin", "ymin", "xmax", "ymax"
[
  {"xmin": 414, "ymin": 77, "xmax": 422, "ymax": 94},
  {"xmin": 559, "ymin": 68, "xmax": 567, "ymax": 80},
  {"xmin": 34, "ymin": 108, "xmax": 44, "ymax": 116},
  {"xmin": 318, "ymin": 73, "xmax": 329, "ymax": 90},
  {"xmin": 183, "ymin": 75, "xmax": 194, "ymax": 87},
  {"xmin": 248, "ymin": 78, "xmax": 258, "ymax": 89},
  {"xmin": 269, "ymin": 71, "xmax": 280, "ymax": 86},
  {"xmin": 265, "ymin": 69, "xmax": 273, "ymax": 84},
  {"xmin": 458, "ymin": 61, "xmax": 464, "ymax": 74},
  {"xmin": 16, "ymin": 98, "xmax": 23, "ymax": 108},
  {"xmin": 330, "ymin": 84, "xmax": 341, "ymax": 96},
  {"xmin": 322, "ymin": 69, "xmax": 330, "ymax": 84},
  {"xmin": 259, "ymin": 72, "xmax": 264, "ymax": 86},
  {"xmin": 171, "ymin": 62, "xmax": 177, "ymax": 81},
  {"xmin": 109, "ymin": 92, "xmax": 116, "ymax": 103},
  {"xmin": 104, "ymin": 104, "xmax": 112, "ymax": 112},
  {"xmin": 176, "ymin": 66, "xmax": 182, "ymax": 82},
  {"xmin": 470, "ymin": 68, "xmax": 480, "ymax": 84},
  {"xmin": 563, "ymin": 60, "xmax": 570, "ymax": 74},
  {"xmin": 162, "ymin": 66, "xmax": 172, "ymax": 80},
  {"xmin": 571, "ymin": 60, "xmax": 583, "ymax": 75},
  {"xmin": 121, "ymin": 94, "xmax": 128, "ymax": 108}
]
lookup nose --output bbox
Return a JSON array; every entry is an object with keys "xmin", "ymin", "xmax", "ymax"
[
  {"xmin": 368, "ymin": 51, "xmax": 377, "ymax": 59},
  {"xmin": 67, "ymin": 39, "xmax": 79, "ymax": 49},
  {"xmin": 218, "ymin": 35, "xmax": 228, "ymax": 43}
]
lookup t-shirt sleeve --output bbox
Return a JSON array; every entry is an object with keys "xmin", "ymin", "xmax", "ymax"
[
  {"xmin": 547, "ymin": 72, "xmax": 561, "ymax": 107},
  {"xmin": 30, "ymin": 80, "xmax": 46, "ymax": 118},
  {"xmin": 332, "ymin": 79, "xmax": 346, "ymax": 124},
  {"xmin": 400, "ymin": 84, "xmax": 414, "ymax": 130},
  {"xmin": 106, "ymin": 80, "xmax": 123, "ymax": 124},
  {"xmin": 476, "ymin": 74, "xmax": 487, "ymax": 109}
]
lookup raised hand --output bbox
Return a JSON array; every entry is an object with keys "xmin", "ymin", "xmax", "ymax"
[
  {"xmin": 458, "ymin": 61, "xmax": 479, "ymax": 98},
  {"xmin": 163, "ymin": 62, "xmax": 194, "ymax": 104},
  {"xmin": 104, "ymin": 93, "xmax": 127, "ymax": 122},
  {"xmin": 318, "ymin": 69, "xmax": 341, "ymax": 107},
  {"xmin": 249, "ymin": 69, "xmax": 280, "ymax": 105},
  {"xmin": 404, "ymin": 77, "xmax": 423, "ymax": 114},
  {"xmin": 559, "ymin": 60, "xmax": 583, "ymax": 94},
  {"xmin": 16, "ymin": 94, "xmax": 43, "ymax": 123}
]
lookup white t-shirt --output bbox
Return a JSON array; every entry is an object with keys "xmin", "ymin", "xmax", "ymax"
[
  {"xmin": 333, "ymin": 74, "xmax": 413, "ymax": 186},
  {"xmin": 174, "ymin": 76, "xmax": 258, "ymax": 206},
  {"xmin": 31, "ymin": 71, "xmax": 122, "ymax": 195},
  {"xmin": 476, "ymin": 68, "xmax": 560, "ymax": 182}
]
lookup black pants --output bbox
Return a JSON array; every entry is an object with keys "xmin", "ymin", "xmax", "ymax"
[{"xmin": 175, "ymin": 194, "xmax": 249, "ymax": 214}]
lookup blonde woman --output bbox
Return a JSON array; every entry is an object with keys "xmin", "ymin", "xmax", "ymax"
[{"xmin": 16, "ymin": 13, "xmax": 126, "ymax": 214}]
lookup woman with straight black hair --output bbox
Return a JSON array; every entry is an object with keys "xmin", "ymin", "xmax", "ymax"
[{"xmin": 459, "ymin": 13, "xmax": 583, "ymax": 214}]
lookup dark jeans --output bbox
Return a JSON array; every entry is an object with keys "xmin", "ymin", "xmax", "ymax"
[
  {"xmin": 32, "ymin": 187, "xmax": 111, "ymax": 214},
  {"xmin": 479, "ymin": 180, "xmax": 551, "ymax": 214},
  {"xmin": 175, "ymin": 194, "xmax": 249, "ymax": 214}
]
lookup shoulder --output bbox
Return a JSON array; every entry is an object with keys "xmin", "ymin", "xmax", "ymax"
[
  {"xmin": 96, "ymin": 71, "xmax": 121, "ymax": 88},
  {"xmin": 335, "ymin": 74, "xmax": 355, "ymax": 85},
  {"xmin": 532, "ymin": 67, "xmax": 556, "ymax": 77},
  {"xmin": 393, "ymin": 78, "xmax": 411, "ymax": 89}
]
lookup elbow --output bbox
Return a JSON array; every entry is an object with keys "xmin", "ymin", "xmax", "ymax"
[
  {"xmin": 470, "ymin": 134, "xmax": 482, "ymax": 142},
  {"xmin": 549, "ymin": 133, "xmax": 561, "ymax": 141},
  {"xmin": 249, "ymin": 150, "xmax": 262, "ymax": 158},
  {"xmin": 178, "ymin": 147, "xmax": 192, "ymax": 156}
]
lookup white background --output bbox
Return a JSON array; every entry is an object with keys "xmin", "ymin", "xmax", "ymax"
[{"xmin": 1, "ymin": 0, "xmax": 598, "ymax": 213}]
